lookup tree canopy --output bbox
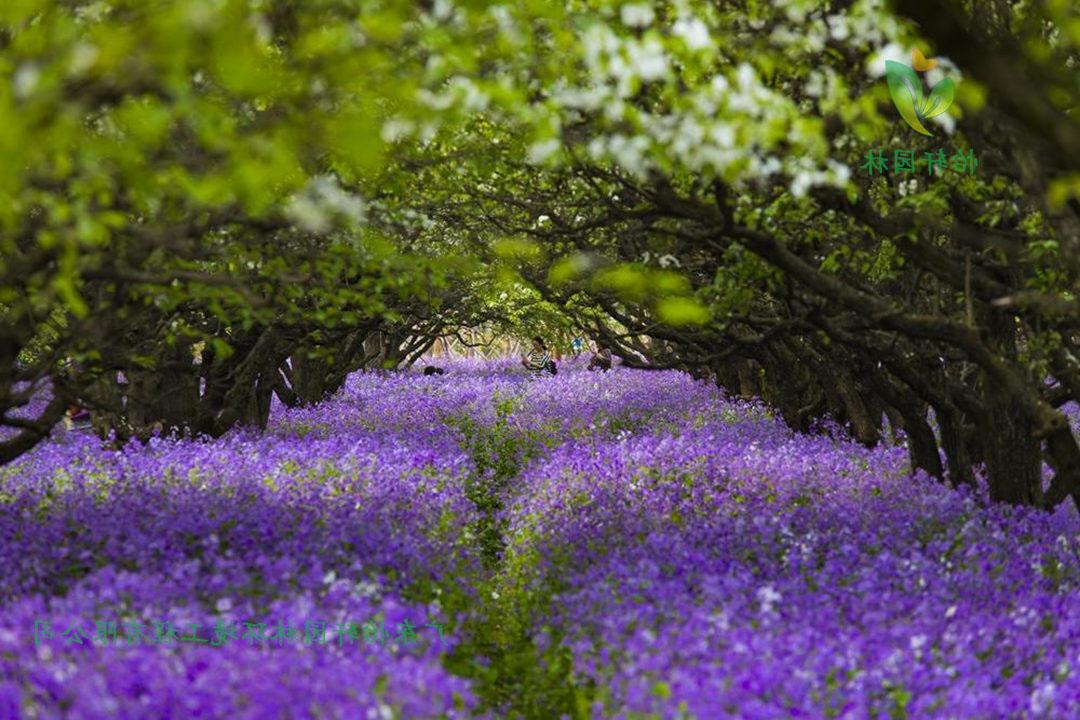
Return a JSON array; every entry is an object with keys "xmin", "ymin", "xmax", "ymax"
[{"xmin": 2, "ymin": 0, "xmax": 1080, "ymax": 511}]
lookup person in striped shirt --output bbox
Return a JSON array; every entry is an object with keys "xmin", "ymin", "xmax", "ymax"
[{"xmin": 520, "ymin": 336, "xmax": 554, "ymax": 377}]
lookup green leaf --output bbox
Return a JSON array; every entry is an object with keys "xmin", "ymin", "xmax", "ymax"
[
  {"xmin": 0, "ymin": 0, "xmax": 48, "ymax": 24},
  {"xmin": 493, "ymin": 239, "xmax": 540, "ymax": 260},
  {"xmin": 325, "ymin": 106, "xmax": 384, "ymax": 178},
  {"xmin": 54, "ymin": 244, "xmax": 88, "ymax": 317},
  {"xmin": 955, "ymin": 78, "xmax": 986, "ymax": 111},
  {"xmin": 593, "ymin": 265, "xmax": 649, "ymax": 301},
  {"xmin": 54, "ymin": 274, "xmax": 88, "ymax": 318},
  {"xmin": 112, "ymin": 98, "xmax": 173, "ymax": 148},
  {"xmin": 548, "ymin": 253, "xmax": 590, "ymax": 284},
  {"xmin": 209, "ymin": 338, "xmax": 234, "ymax": 361},
  {"xmin": 138, "ymin": 355, "xmax": 161, "ymax": 370},
  {"xmin": 656, "ymin": 296, "xmax": 710, "ymax": 326},
  {"xmin": 211, "ymin": 33, "xmax": 279, "ymax": 98},
  {"xmin": 652, "ymin": 270, "xmax": 690, "ymax": 294}
]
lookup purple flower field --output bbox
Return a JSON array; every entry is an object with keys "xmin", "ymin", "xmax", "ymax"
[{"xmin": 3, "ymin": 360, "xmax": 1080, "ymax": 718}]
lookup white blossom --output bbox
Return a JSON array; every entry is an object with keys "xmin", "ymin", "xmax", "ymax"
[
  {"xmin": 432, "ymin": 0, "xmax": 454, "ymax": 21},
  {"xmin": 488, "ymin": 4, "xmax": 519, "ymax": 40},
  {"xmin": 380, "ymin": 118, "xmax": 414, "ymax": 143},
  {"xmin": 620, "ymin": 3, "xmax": 654, "ymax": 28},
  {"xmin": 286, "ymin": 175, "xmax": 367, "ymax": 233},
  {"xmin": 605, "ymin": 134, "xmax": 652, "ymax": 178},
  {"xmin": 583, "ymin": 24, "xmax": 620, "ymax": 67},
  {"xmin": 750, "ymin": 156, "xmax": 782, "ymax": 176},
  {"xmin": 1030, "ymin": 682, "xmax": 1056, "ymax": 715},
  {"xmin": 930, "ymin": 111, "xmax": 956, "ymax": 135},
  {"xmin": 421, "ymin": 77, "xmax": 490, "ymax": 112},
  {"xmin": 828, "ymin": 159, "xmax": 852, "ymax": 185},
  {"xmin": 13, "ymin": 64, "xmax": 40, "ymax": 99},
  {"xmin": 736, "ymin": 63, "xmax": 757, "ymax": 91},
  {"xmin": 552, "ymin": 84, "xmax": 610, "ymax": 112},
  {"xmin": 355, "ymin": 580, "xmax": 380, "ymax": 598},
  {"xmin": 756, "ymin": 584, "xmax": 782, "ymax": 613},
  {"xmin": 825, "ymin": 15, "xmax": 850, "ymax": 41},
  {"xmin": 456, "ymin": 78, "xmax": 490, "ymax": 112},
  {"xmin": 847, "ymin": 0, "xmax": 902, "ymax": 47},
  {"xmin": 709, "ymin": 122, "xmax": 735, "ymax": 148},
  {"xmin": 527, "ymin": 138, "xmax": 563, "ymax": 165},
  {"xmin": 785, "ymin": 3, "xmax": 810, "ymax": 23},
  {"xmin": 68, "ymin": 43, "xmax": 99, "ymax": 76},
  {"xmin": 603, "ymin": 98, "xmax": 627, "ymax": 122},
  {"xmin": 625, "ymin": 37, "xmax": 669, "ymax": 82},
  {"xmin": 73, "ymin": 1, "xmax": 110, "ymax": 23},
  {"xmin": 250, "ymin": 13, "xmax": 273, "ymax": 45},
  {"xmin": 416, "ymin": 88, "xmax": 456, "ymax": 111},
  {"xmin": 867, "ymin": 42, "xmax": 907, "ymax": 78},
  {"xmin": 419, "ymin": 122, "xmax": 439, "ymax": 144},
  {"xmin": 673, "ymin": 17, "xmax": 712, "ymax": 50},
  {"xmin": 790, "ymin": 171, "xmax": 814, "ymax": 198},
  {"xmin": 926, "ymin": 57, "xmax": 962, "ymax": 87},
  {"xmin": 803, "ymin": 20, "xmax": 828, "ymax": 53}
]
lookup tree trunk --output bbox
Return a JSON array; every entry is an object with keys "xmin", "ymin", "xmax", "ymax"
[
  {"xmin": 291, "ymin": 351, "xmax": 337, "ymax": 405},
  {"xmin": 936, "ymin": 402, "xmax": 977, "ymax": 488},
  {"xmin": 736, "ymin": 359, "xmax": 760, "ymax": 398},
  {"xmin": 864, "ymin": 369, "xmax": 944, "ymax": 479},
  {"xmin": 977, "ymin": 309, "xmax": 1042, "ymax": 505},
  {"xmin": 980, "ymin": 388, "xmax": 1042, "ymax": 505}
]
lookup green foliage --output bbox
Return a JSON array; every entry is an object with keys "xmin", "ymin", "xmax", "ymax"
[
  {"xmin": 436, "ymin": 391, "xmax": 600, "ymax": 717},
  {"xmin": 656, "ymin": 296, "xmax": 710, "ymax": 326}
]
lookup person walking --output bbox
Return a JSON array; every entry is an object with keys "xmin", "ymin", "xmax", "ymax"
[
  {"xmin": 521, "ymin": 336, "xmax": 555, "ymax": 377},
  {"xmin": 587, "ymin": 344, "xmax": 613, "ymax": 371}
]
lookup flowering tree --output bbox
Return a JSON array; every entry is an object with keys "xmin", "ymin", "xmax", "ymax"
[
  {"xmin": 0, "ymin": 0, "xmax": 491, "ymax": 453},
  {"xmin": 380, "ymin": 0, "xmax": 1080, "ymax": 510},
  {"xmin": 3, "ymin": 0, "xmax": 1080, "ymax": 513}
]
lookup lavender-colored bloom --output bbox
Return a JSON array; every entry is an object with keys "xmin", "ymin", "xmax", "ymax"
[{"xmin": 2, "ymin": 360, "xmax": 1079, "ymax": 718}]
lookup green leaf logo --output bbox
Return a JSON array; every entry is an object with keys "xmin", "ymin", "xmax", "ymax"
[{"xmin": 885, "ymin": 59, "xmax": 955, "ymax": 135}]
